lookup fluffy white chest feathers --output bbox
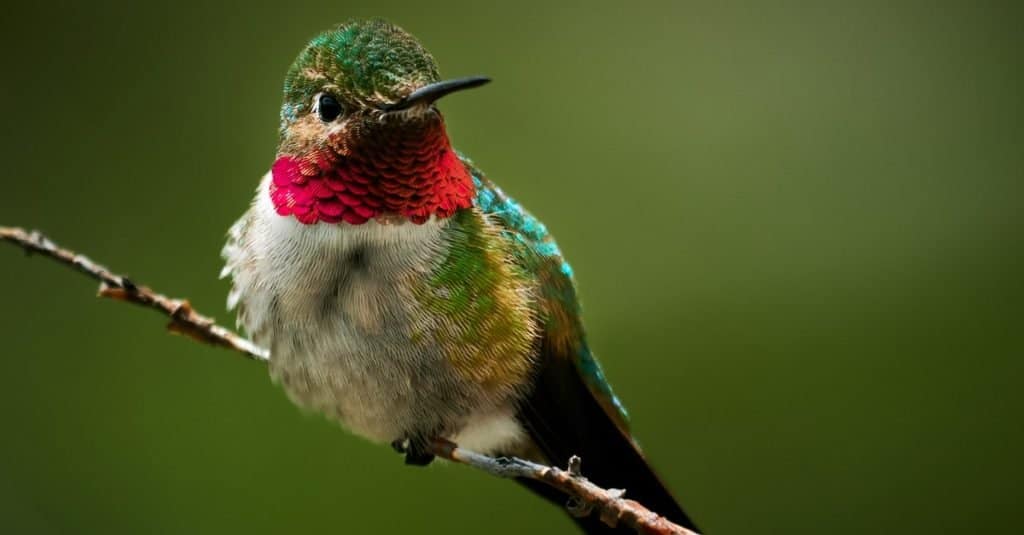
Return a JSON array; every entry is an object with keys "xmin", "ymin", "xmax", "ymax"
[{"xmin": 221, "ymin": 172, "xmax": 525, "ymax": 453}]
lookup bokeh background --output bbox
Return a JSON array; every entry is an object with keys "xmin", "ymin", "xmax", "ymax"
[{"xmin": 1, "ymin": 1, "xmax": 1021, "ymax": 533}]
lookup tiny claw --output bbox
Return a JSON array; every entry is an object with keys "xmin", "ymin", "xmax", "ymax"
[
  {"xmin": 404, "ymin": 450, "xmax": 436, "ymax": 466},
  {"xmin": 391, "ymin": 436, "xmax": 436, "ymax": 466},
  {"xmin": 390, "ymin": 438, "xmax": 409, "ymax": 454}
]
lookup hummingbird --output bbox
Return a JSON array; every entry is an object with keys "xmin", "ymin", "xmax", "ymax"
[{"xmin": 221, "ymin": 19, "xmax": 698, "ymax": 533}]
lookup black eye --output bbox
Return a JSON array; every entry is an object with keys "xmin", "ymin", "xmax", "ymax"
[{"xmin": 317, "ymin": 94, "xmax": 343, "ymax": 122}]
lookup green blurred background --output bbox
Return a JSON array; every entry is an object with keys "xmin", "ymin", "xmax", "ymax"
[{"xmin": 1, "ymin": 1, "xmax": 1021, "ymax": 533}]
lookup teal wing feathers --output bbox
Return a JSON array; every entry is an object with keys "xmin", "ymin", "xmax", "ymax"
[
  {"xmin": 462, "ymin": 157, "xmax": 631, "ymax": 431},
  {"xmin": 461, "ymin": 157, "xmax": 700, "ymax": 532}
]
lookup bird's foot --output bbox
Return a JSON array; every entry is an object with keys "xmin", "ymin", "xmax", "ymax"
[{"xmin": 390, "ymin": 436, "xmax": 436, "ymax": 466}]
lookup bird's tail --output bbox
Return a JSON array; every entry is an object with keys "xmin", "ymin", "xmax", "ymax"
[
  {"xmin": 514, "ymin": 436, "xmax": 698, "ymax": 534},
  {"xmin": 514, "ymin": 351, "xmax": 700, "ymax": 533}
]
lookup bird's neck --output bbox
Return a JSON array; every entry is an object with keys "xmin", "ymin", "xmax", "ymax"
[{"xmin": 270, "ymin": 117, "xmax": 474, "ymax": 225}]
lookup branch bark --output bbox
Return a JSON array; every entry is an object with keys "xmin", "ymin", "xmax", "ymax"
[{"xmin": 1, "ymin": 225, "xmax": 698, "ymax": 535}]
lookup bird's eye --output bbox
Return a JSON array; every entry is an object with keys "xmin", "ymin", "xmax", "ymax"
[{"xmin": 317, "ymin": 94, "xmax": 343, "ymax": 122}]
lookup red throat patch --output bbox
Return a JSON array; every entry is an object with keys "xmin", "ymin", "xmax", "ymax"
[{"xmin": 269, "ymin": 122, "xmax": 474, "ymax": 225}]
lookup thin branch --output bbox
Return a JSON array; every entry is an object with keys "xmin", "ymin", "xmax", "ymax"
[
  {"xmin": 1, "ymin": 225, "xmax": 698, "ymax": 535},
  {"xmin": 0, "ymin": 226, "xmax": 268, "ymax": 361},
  {"xmin": 433, "ymin": 440, "xmax": 698, "ymax": 535}
]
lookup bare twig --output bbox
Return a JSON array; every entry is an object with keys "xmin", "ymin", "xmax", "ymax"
[
  {"xmin": 1, "ymin": 226, "xmax": 697, "ymax": 535},
  {"xmin": 432, "ymin": 439, "xmax": 699, "ymax": 534},
  {"xmin": 0, "ymin": 226, "xmax": 268, "ymax": 361}
]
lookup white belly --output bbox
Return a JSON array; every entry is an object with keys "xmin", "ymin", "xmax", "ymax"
[{"xmin": 221, "ymin": 173, "xmax": 525, "ymax": 452}]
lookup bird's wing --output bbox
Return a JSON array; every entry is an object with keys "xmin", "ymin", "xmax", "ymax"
[
  {"xmin": 463, "ymin": 160, "xmax": 630, "ymax": 430},
  {"xmin": 463, "ymin": 159, "xmax": 700, "ymax": 532}
]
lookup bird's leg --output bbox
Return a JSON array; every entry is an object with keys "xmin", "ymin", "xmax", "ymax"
[{"xmin": 390, "ymin": 435, "xmax": 436, "ymax": 466}]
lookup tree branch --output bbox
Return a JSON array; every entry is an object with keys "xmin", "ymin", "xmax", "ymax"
[
  {"xmin": 1, "ymin": 225, "xmax": 698, "ymax": 535},
  {"xmin": 0, "ymin": 226, "xmax": 268, "ymax": 361}
]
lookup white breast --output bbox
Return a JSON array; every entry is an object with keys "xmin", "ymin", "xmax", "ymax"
[
  {"xmin": 221, "ymin": 172, "xmax": 527, "ymax": 453},
  {"xmin": 224, "ymin": 172, "xmax": 445, "ymax": 336}
]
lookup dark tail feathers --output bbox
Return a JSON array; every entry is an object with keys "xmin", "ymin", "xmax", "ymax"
[{"xmin": 514, "ymin": 348, "xmax": 700, "ymax": 533}]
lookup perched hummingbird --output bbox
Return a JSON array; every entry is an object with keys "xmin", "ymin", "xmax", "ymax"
[{"xmin": 222, "ymin": 19, "xmax": 698, "ymax": 533}]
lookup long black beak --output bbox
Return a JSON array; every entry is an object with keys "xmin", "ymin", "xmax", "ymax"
[{"xmin": 382, "ymin": 76, "xmax": 491, "ymax": 111}]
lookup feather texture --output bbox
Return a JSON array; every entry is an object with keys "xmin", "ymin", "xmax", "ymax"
[{"xmin": 220, "ymin": 19, "xmax": 698, "ymax": 531}]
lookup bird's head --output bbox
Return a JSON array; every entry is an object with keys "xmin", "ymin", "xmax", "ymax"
[{"xmin": 271, "ymin": 19, "xmax": 489, "ymax": 225}]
